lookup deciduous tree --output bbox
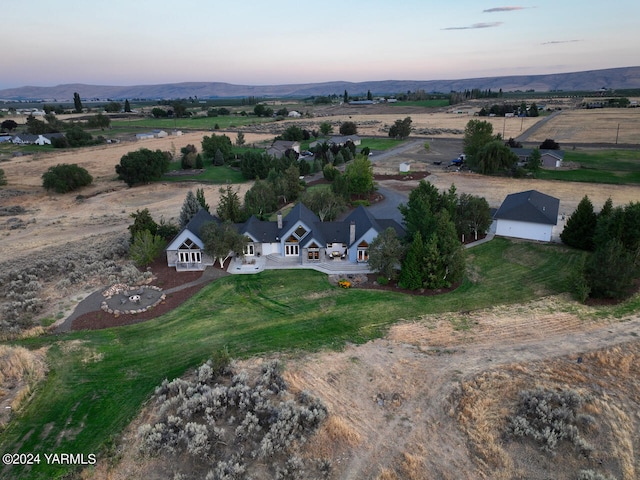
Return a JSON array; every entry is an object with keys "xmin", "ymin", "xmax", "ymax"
[
  {"xmin": 368, "ymin": 227, "xmax": 405, "ymax": 280},
  {"xmin": 388, "ymin": 117, "xmax": 412, "ymax": 139},
  {"xmin": 244, "ymin": 179, "xmax": 278, "ymax": 219},
  {"xmin": 201, "ymin": 221, "xmax": 247, "ymax": 267},
  {"xmin": 42, "ymin": 163, "xmax": 93, "ymax": 193},
  {"xmin": 319, "ymin": 122, "xmax": 333, "ymax": 136},
  {"xmin": 339, "ymin": 121, "xmax": 357, "ymax": 135},
  {"xmin": 456, "ymin": 193, "xmax": 492, "ymax": 241},
  {"xmin": 115, "ymin": 148, "xmax": 170, "ymax": 187},
  {"xmin": 299, "ymin": 187, "xmax": 346, "ymax": 221},
  {"xmin": 475, "ymin": 140, "xmax": 518, "ymax": 174},
  {"xmin": 343, "ymin": 154, "xmax": 374, "ymax": 197},
  {"xmin": 463, "ymin": 119, "xmax": 494, "ymax": 169}
]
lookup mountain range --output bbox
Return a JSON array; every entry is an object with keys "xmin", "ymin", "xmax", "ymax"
[{"xmin": 1, "ymin": 66, "xmax": 639, "ymax": 101}]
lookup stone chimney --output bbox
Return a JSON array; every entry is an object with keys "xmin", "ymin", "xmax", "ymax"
[
  {"xmin": 349, "ymin": 221, "xmax": 356, "ymax": 245},
  {"xmin": 277, "ymin": 211, "xmax": 283, "ymax": 230}
]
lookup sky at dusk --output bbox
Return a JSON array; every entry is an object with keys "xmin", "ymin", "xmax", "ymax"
[{"xmin": 4, "ymin": 0, "xmax": 639, "ymax": 89}]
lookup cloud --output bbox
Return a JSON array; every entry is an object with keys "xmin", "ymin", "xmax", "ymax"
[
  {"xmin": 541, "ymin": 39, "xmax": 582, "ymax": 45},
  {"xmin": 483, "ymin": 6, "xmax": 528, "ymax": 12},
  {"xmin": 442, "ymin": 22, "xmax": 503, "ymax": 30}
]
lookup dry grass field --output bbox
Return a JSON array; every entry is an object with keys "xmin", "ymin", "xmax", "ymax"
[
  {"xmin": 522, "ymin": 108, "xmax": 640, "ymax": 144},
  {"xmin": 1, "ymin": 105, "xmax": 640, "ymax": 479}
]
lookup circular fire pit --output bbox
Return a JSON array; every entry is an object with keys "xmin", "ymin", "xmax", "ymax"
[{"xmin": 101, "ymin": 284, "xmax": 165, "ymax": 316}]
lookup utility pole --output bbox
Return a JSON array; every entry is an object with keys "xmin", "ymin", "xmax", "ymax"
[{"xmin": 615, "ymin": 123, "xmax": 620, "ymax": 144}]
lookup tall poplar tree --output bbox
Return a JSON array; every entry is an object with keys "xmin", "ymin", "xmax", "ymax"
[{"xmin": 73, "ymin": 92, "xmax": 83, "ymax": 113}]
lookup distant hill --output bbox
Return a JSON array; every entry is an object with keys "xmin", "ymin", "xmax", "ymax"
[{"xmin": 1, "ymin": 66, "xmax": 639, "ymax": 101}]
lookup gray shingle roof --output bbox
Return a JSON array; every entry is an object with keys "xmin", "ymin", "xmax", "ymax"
[
  {"xmin": 184, "ymin": 208, "xmax": 220, "ymax": 237},
  {"xmin": 494, "ymin": 190, "xmax": 559, "ymax": 225}
]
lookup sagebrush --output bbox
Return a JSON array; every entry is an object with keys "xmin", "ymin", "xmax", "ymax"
[{"xmin": 138, "ymin": 358, "xmax": 329, "ymax": 480}]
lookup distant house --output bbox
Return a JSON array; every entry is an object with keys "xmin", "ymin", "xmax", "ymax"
[
  {"xmin": 266, "ymin": 140, "xmax": 300, "ymax": 158},
  {"xmin": 166, "ymin": 203, "xmax": 404, "ymax": 272},
  {"xmin": 34, "ymin": 133, "xmax": 65, "ymax": 146},
  {"xmin": 152, "ymin": 130, "xmax": 168, "ymax": 138},
  {"xmin": 11, "ymin": 134, "xmax": 39, "ymax": 144},
  {"xmin": 329, "ymin": 135, "xmax": 361, "ymax": 147},
  {"xmin": 494, "ymin": 190, "xmax": 560, "ymax": 242},
  {"xmin": 287, "ymin": 111, "xmax": 302, "ymax": 118},
  {"xmin": 540, "ymin": 150, "xmax": 564, "ymax": 169},
  {"xmin": 509, "ymin": 148, "xmax": 565, "ymax": 169},
  {"xmin": 135, "ymin": 132, "xmax": 155, "ymax": 140}
]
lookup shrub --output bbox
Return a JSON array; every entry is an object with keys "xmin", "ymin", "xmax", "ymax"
[
  {"xmin": 506, "ymin": 388, "xmax": 594, "ymax": 456},
  {"xmin": 577, "ymin": 470, "xmax": 617, "ymax": 480},
  {"xmin": 0, "ymin": 168, "xmax": 7, "ymax": 186},
  {"xmin": 42, "ymin": 163, "xmax": 93, "ymax": 193},
  {"xmin": 138, "ymin": 358, "xmax": 328, "ymax": 478}
]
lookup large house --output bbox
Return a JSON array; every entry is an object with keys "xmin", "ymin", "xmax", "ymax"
[
  {"xmin": 494, "ymin": 190, "xmax": 560, "ymax": 242},
  {"xmin": 166, "ymin": 203, "xmax": 404, "ymax": 272}
]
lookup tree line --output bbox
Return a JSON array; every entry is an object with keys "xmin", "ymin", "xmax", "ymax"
[{"xmin": 561, "ymin": 196, "xmax": 640, "ymax": 301}]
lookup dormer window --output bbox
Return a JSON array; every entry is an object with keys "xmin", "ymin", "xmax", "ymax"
[{"xmin": 294, "ymin": 225, "xmax": 307, "ymax": 239}]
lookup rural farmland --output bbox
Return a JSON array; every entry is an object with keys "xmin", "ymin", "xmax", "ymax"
[{"xmin": 1, "ymin": 101, "xmax": 640, "ymax": 480}]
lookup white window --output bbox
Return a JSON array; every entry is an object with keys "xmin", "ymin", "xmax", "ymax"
[
  {"xmin": 244, "ymin": 243, "xmax": 255, "ymax": 256},
  {"xmin": 285, "ymin": 244, "xmax": 299, "ymax": 256},
  {"xmin": 178, "ymin": 251, "xmax": 201, "ymax": 263}
]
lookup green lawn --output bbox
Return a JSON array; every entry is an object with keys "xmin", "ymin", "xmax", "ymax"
[
  {"xmin": 359, "ymin": 138, "xmax": 405, "ymax": 151},
  {"xmin": 2, "ymin": 238, "xmax": 636, "ymax": 479},
  {"xmin": 537, "ymin": 150, "xmax": 640, "ymax": 184},
  {"xmin": 164, "ymin": 161, "xmax": 246, "ymax": 184}
]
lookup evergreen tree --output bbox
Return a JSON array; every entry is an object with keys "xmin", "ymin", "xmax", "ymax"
[
  {"xmin": 124, "ymin": 99, "xmax": 131, "ymax": 113},
  {"xmin": 399, "ymin": 232, "xmax": 425, "ymax": 290},
  {"xmin": 585, "ymin": 238, "xmax": 637, "ymax": 299},
  {"xmin": 216, "ymin": 185, "xmax": 244, "ymax": 222},
  {"xmin": 560, "ymin": 195, "xmax": 597, "ymax": 250},
  {"xmin": 432, "ymin": 210, "xmax": 465, "ymax": 288},
  {"xmin": 213, "ymin": 148, "xmax": 225, "ymax": 166},
  {"xmin": 196, "ymin": 187, "xmax": 210, "ymax": 212},
  {"xmin": 179, "ymin": 190, "xmax": 202, "ymax": 228},
  {"xmin": 128, "ymin": 208, "xmax": 158, "ymax": 243}
]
